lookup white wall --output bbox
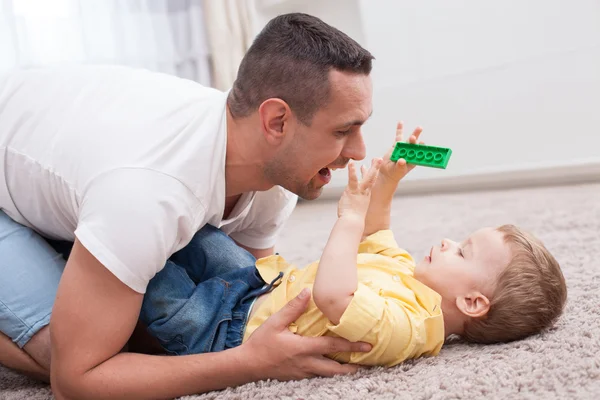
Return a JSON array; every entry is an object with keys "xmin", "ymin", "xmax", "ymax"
[
  {"xmin": 255, "ymin": 0, "xmax": 365, "ymax": 46},
  {"xmin": 256, "ymin": 0, "xmax": 600, "ymax": 195}
]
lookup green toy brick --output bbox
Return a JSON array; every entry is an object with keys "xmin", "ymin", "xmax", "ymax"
[{"xmin": 390, "ymin": 142, "xmax": 452, "ymax": 169}]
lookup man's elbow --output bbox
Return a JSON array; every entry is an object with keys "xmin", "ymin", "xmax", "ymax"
[{"xmin": 51, "ymin": 367, "xmax": 85, "ymax": 400}]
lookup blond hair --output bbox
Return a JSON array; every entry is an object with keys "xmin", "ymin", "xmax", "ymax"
[{"xmin": 462, "ymin": 224, "xmax": 567, "ymax": 344}]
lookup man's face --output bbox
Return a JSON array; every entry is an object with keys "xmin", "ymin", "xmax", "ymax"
[
  {"xmin": 267, "ymin": 70, "xmax": 372, "ymax": 200},
  {"xmin": 414, "ymin": 227, "xmax": 512, "ymax": 301}
]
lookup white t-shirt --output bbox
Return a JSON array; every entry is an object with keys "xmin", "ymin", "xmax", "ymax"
[{"xmin": 0, "ymin": 66, "xmax": 297, "ymax": 293}]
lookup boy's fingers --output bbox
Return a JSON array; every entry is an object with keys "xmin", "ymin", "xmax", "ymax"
[
  {"xmin": 411, "ymin": 127, "xmax": 423, "ymax": 141},
  {"xmin": 395, "ymin": 121, "xmax": 404, "ymax": 142},
  {"xmin": 360, "ymin": 165, "xmax": 367, "ymax": 180},
  {"xmin": 361, "ymin": 159, "xmax": 381, "ymax": 190},
  {"xmin": 373, "ymin": 157, "xmax": 383, "ymax": 171},
  {"xmin": 347, "ymin": 161, "xmax": 358, "ymax": 189}
]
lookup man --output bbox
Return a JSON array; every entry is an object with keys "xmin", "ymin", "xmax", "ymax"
[{"xmin": 0, "ymin": 12, "xmax": 375, "ymax": 399}]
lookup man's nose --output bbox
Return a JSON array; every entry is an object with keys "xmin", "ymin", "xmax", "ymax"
[{"xmin": 342, "ymin": 131, "xmax": 366, "ymax": 161}]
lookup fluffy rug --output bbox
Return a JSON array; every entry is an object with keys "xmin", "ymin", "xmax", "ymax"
[{"xmin": 2, "ymin": 182, "xmax": 599, "ymax": 399}]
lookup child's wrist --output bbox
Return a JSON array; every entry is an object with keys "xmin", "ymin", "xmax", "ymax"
[
  {"xmin": 377, "ymin": 173, "xmax": 401, "ymax": 188},
  {"xmin": 373, "ymin": 178, "xmax": 397, "ymax": 199},
  {"xmin": 338, "ymin": 212, "xmax": 366, "ymax": 228}
]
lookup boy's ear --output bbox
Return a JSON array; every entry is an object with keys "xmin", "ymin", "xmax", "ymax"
[
  {"xmin": 258, "ymin": 98, "xmax": 292, "ymax": 146},
  {"xmin": 456, "ymin": 292, "xmax": 490, "ymax": 318}
]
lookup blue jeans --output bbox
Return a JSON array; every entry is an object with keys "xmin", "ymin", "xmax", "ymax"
[
  {"xmin": 0, "ymin": 208, "xmax": 271, "ymax": 353},
  {"xmin": 140, "ymin": 225, "xmax": 278, "ymax": 355},
  {"xmin": 0, "ymin": 210, "xmax": 67, "ymax": 347}
]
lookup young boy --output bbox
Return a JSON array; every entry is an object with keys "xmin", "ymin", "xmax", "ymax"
[{"xmin": 140, "ymin": 124, "xmax": 567, "ymax": 366}]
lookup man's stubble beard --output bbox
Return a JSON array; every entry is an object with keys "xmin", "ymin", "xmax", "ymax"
[{"xmin": 264, "ymin": 157, "xmax": 323, "ymax": 201}]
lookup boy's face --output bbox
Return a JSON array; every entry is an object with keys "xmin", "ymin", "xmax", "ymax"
[{"xmin": 414, "ymin": 227, "xmax": 512, "ymax": 303}]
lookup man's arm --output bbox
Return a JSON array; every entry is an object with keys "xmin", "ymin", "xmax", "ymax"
[
  {"xmin": 0, "ymin": 332, "xmax": 49, "ymax": 382},
  {"xmin": 51, "ymin": 240, "xmax": 370, "ymax": 400},
  {"xmin": 313, "ymin": 160, "xmax": 381, "ymax": 325}
]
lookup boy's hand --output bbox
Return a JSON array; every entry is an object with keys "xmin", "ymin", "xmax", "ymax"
[
  {"xmin": 378, "ymin": 121, "xmax": 424, "ymax": 184},
  {"xmin": 338, "ymin": 158, "xmax": 382, "ymax": 221}
]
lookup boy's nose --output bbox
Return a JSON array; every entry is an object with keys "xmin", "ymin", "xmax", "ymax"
[{"xmin": 441, "ymin": 239, "xmax": 452, "ymax": 251}]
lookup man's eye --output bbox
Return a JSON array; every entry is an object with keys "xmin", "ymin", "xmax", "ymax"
[{"xmin": 335, "ymin": 129, "xmax": 351, "ymax": 137}]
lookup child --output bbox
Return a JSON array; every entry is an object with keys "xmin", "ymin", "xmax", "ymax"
[{"xmin": 140, "ymin": 124, "xmax": 567, "ymax": 366}]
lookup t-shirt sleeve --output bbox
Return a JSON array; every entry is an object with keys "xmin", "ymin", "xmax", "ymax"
[
  {"xmin": 325, "ymin": 284, "xmax": 425, "ymax": 367},
  {"xmin": 229, "ymin": 186, "xmax": 298, "ymax": 250},
  {"xmin": 75, "ymin": 168, "xmax": 202, "ymax": 293}
]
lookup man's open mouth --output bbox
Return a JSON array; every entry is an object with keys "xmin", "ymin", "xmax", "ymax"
[
  {"xmin": 317, "ymin": 167, "xmax": 332, "ymax": 184},
  {"xmin": 318, "ymin": 168, "xmax": 331, "ymax": 178}
]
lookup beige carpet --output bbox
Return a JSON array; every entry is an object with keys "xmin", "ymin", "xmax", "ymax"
[{"xmin": 2, "ymin": 182, "xmax": 599, "ymax": 400}]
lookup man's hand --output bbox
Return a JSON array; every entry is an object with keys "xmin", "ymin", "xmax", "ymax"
[
  {"xmin": 240, "ymin": 288, "xmax": 371, "ymax": 380},
  {"xmin": 378, "ymin": 121, "xmax": 424, "ymax": 185},
  {"xmin": 337, "ymin": 158, "xmax": 382, "ymax": 221}
]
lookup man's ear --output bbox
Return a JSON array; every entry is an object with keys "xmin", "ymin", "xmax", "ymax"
[
  {"xmin": 258, "ymin": 98, "xmax": 292, "ymax": 146},
  {"xmin": 456, "ymin": 292, "xmax": 490, "ymax": 318}
]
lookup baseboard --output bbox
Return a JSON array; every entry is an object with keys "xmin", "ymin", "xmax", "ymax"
[{"xmin": 313, "ymin": 162, "xmax": 600, "ymax": 201}]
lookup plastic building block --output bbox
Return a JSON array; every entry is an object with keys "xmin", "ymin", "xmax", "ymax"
[{"xmin": 390, "ymin": 142, "xmax": 452, "ymax": 169}]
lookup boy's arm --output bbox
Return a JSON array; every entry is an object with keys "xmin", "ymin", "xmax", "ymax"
[
  {"xmin": 313, "ymin": 215, "xmax": 364, "ymax": 325},
  {"xmin": 363, "ymin": 122, "xmax": 424, "ymax": 239},
  {"xmin": 363, "ymin": 179, "xmax": 395, "ymax": 240},
  {"xmin": 313, "ymin": 160, "xmax": 381, "ymax": 325}
]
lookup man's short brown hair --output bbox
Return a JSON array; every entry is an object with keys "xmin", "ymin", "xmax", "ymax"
[
  {"xmin": 463, "ymin": 224, "xmax": 567, "ymax": 344},
  {"xmin": 227, "ymin": 13, "xmax": 374, "ymax": 125}
]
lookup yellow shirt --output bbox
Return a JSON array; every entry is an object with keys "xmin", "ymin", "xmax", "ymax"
[{"xmin": 243, "ymin": 230, "xmax": 445, "ymax": 367}]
